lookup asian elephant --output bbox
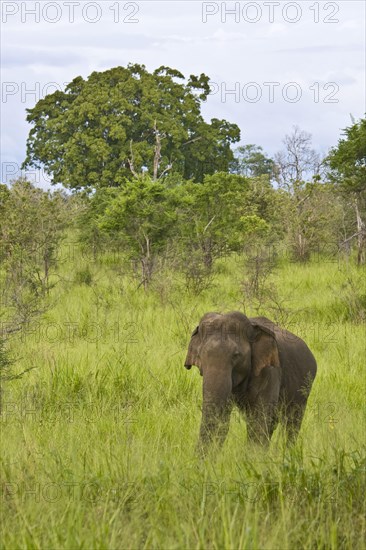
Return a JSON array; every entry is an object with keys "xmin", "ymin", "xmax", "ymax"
[{"xmin": 184, "ymin": 311, "xmax": 317, "ymax": 450}]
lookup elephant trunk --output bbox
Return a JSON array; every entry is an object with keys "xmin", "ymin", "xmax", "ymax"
[{"xmin": 198, "ymin": 368, "xmax": 232, "ymax": 451}]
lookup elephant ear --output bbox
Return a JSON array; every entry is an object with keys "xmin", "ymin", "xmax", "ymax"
[
  {"xmin": 184, "ymin": 313, "xmax": 221, "ymax": 371},
  {"xmin": 249, "ymin": 317, "xmax": 280, "ymax": 376},
  {"xmin": 184, "ymin": 326, "xmax": 201, "ymax": 370}
]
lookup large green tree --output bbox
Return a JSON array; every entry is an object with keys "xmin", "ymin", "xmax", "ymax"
[
  {"xmin": 231, "ymin": 144, "xmax": 275, "ymax": 178},
  {"xmin": 273, "ymin": 127, "xmax": 323, "ymax": 261},
  {"xmin": 327, "ymin": 117, "xmax": 366, "ymax": 264},
  {"xmin": 0, "ymin": 179, "xmax": 67, "ymax": 302},
  {"xmin": 22, "ymin": 64, "xmax": 240, "ymax": 189},
  {"xmin": 0, "ymin": 179, "xmax": 67, "ymax": 408},
  {"xmin": 88, "ymin": 172, "xmax": 279, "ymax": 291},
  {"xmin": 174, "ymin": 173, "xmax": 279, "ymax": 275},
  {"xmin": 327, "ymin": 117, "xmax": 366, "ymax": 194},
  {"xmin": 97, "ymin": 176, "xmax": 186, "ymax": 289}
]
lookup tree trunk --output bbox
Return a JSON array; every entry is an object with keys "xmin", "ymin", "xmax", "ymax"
[
  {"xmin": 202, "ymin": 237, "xmax": 213, "ymax": 270},
  {"xmin": 140, "ymin": 234, "xmax": 154, "ymax": 290},
  {"xmin": 44, "ymin": 251, "xmax": 50, "ymax": 295},
  {"xmin": 297, "ymin": 232, "xmax": 308, "ymax": 262},
  {"xmin": 355, "ymin": 196, "xmax": 365, "ymax": 265},
  {"xmin": 153, "ymin": 121, "xmax": 161, "ymax": 181}
]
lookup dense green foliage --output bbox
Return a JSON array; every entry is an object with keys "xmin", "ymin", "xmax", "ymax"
[
  {"xmin": 327, "ymin": 118, "xmax": 366, "ymax": 194},
  {"xmin": 90, "ymin": 173, "xmax": 280, "ymax": 288},
  {"xmin": 326, "ymin": 118, "xmax": 366, "ymax": 264},
  {"xmin": 231, "ymin": 144, "xmax": 275, "ymax": 178},
  {"xmin": 0, "ymin": 180, "xmax": 67, "ymax": 326},
  {"xmin": 2, "ymin": 70, "xmax": 366, "ymax": 548},
  {"xmin": 1, "ymin": 246, "xmax": 365, "ymax": 549},
  {"xmin": 22, "ymin": 64, "xmax": 240, "ymax": 188}
]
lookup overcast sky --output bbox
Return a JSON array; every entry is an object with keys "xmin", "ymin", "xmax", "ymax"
[{"xmin": 1, "ymin": 0, "xmax": 365, "ymax": 188}]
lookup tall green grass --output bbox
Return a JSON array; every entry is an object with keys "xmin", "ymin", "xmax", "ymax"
[{"xmin": 1, "ymin": 249, "xmax": 365, "ymax": 549}]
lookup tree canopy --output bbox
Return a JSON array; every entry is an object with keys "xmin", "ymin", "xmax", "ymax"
[
  {"xmin": 22, "ymin": 64, "xmax": 240, "ymax": 189},
  {"xmin": 231, "ymin": 144, "xmax": 274, "ymax": 178},
  {"xmin": 326, "ymin": 117, "xmax": 366, "ymax": 264},
  {"xmin": 327, "ymin": 117, "xmax": 366, "ymax": 194}
]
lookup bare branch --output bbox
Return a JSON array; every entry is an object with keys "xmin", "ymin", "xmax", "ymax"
[
  {"xmin": 158, "ymin": 163, "xmax": 173, "ymax": 179},
  {"xmin": 203, "ymin": 216, "xmax": 216, "ymax": 234},
  {"xmin": 339, "ymin": 231, "xmax": 366, "ymax": 246},
  {"xmin": 182, "ymin": 136, "xmax": 203, "ymax": 147},
  {"xmin": 153, "ymin": 120, "xmax": 162, "ymax": 181},
  {"xmin": 128, "ymin": 139, "xmax": 139, "ymax": 178}
]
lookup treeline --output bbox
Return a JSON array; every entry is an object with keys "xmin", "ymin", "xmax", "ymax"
[
  {"xmin": 1, "ymin": 142, "xmax": 364, "ymax": 298},
  {"xmin": 1, "ymin": 127, "xmax": 365, "ymax": 392},
  {"xmin": 1, "ymin": 64, "xmax": 365, "ymax": 406},
  {"xmin": 0, "ymin": 180, "xmax": 67, "ymax": 331},
  {"xmin": 2, "ymin": 132, "xmax": 366, "ymax": 299},
  {"xmin": 1, "ymin": 64, "xmax": 365, "ymax": 330},
  {"xmin": 76, "ymin": 169, "xmax": 354, "ymax": 288}
]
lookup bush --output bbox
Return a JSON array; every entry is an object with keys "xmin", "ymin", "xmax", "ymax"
[
  {"xmin": 74, "ymin": 267, "xmax": 93, "ymax": 286},
  {"xmin": 337, "ymin": 276, "xmax": 366, "ymax": 323}
]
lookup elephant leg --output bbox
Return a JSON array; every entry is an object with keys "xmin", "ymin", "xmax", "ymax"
[
  {"xmin": 246, "ymin": 407, "xmax": 278, "ymax": 445},
  {"xmin": 245, "ymin": 366, "xmax": 281, "ymax": 445},
  {"xmin": 283, "ymin": 402, "xmax": 306, "ymax": 444}
]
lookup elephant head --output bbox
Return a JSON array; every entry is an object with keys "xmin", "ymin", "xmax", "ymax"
[{"xmin": 184, "ymin": 311, "xmax": 316, "ymax": 450}]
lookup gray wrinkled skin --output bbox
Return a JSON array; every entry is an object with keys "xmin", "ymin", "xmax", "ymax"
[{"xmin": 184, "ymin": 311, "xmax": 317, "ymax": 451}]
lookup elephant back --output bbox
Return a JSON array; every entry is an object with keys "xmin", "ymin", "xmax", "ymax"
[{"xmin": 250, "ymin": 317, "xmax": 317, "ymax": 405}]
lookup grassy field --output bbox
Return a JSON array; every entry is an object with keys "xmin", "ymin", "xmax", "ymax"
[{"xmin": 1, "ymin": 247, "xmax": 365, "ymax": 549}]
